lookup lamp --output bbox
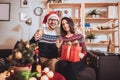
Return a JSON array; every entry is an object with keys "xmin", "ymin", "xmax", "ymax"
[{"xmin": 25, "ymin": 17, "xmax": 32, "ymax": 26}]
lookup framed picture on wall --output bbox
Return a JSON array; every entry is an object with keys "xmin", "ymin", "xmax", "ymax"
[
  {"xmin": 0, "ymin": 3, "xmax": 10, "ymax": 21},
  {"xmin": 20, "ymin": 0, "xmax": 29, "ymax": 8},
  {"xmin": 19, "ymin": 12, "xmax": 29, "ymax": 21}
]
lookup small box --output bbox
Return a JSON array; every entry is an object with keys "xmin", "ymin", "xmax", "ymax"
[{"xmin": 61, "ymin": 45, "xmax": 82, "ymax": 62}]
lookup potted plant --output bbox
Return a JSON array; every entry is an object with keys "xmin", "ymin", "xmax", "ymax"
[
  {"xmin": 85, "ymin": 33, "xmax": 96, "ymax": 42},
  {"xmin": 86, "ymin": 9, "xmax": 100, "ymax": 18},
  {"xmin": 10, "ymin": 40, "xmax": 39, "ymax": 67},
  {"xmin": 6, "ymin": 40, "xmax": 39, "ymax": 80}
]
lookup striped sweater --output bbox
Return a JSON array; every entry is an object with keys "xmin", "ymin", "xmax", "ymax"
[{"xmin": 30, "ymin": 27, "xmax": 60, "ymax": 59}]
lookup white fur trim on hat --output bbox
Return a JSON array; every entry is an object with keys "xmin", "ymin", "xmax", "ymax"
[{"xmin": 47, "ymin": 14, "xmax": 59, "ymax": 22}]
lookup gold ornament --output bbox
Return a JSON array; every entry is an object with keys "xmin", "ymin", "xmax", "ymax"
[
  {"xmin": 15, "ymin": 51, "xmax": 22, "ymax": 59},
  {"xmin": 67, "ymin": 41, "xmax": 72, "ymax": 46},
  {"xmin": 26, "ymin": 43, "xmax": 30, "ymax": 48},
  {"xmin": 73, "ymin": 40, "xmax": 79, "ymax": 46},
  {"xmin": 36, "ymin": 65, "xmax": 42, "ymax": 73}
]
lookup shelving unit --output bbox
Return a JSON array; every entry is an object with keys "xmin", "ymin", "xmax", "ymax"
[
  {"xmin": 85, "ymin": 18, "xmax": 117, "ymax": 23},
  {"xmin": 86, "ymin": 42, "xmax": 109, "ymax": 47},
  {"xmin": 85, "ymin": 29, "xmax": 117, "ymax": 35},
  {"xmin": 84, "ymin": 2, "xmax": 119, "ymax": 53},
  {"xmin": 46, "ymin": 3, "xmax": 82, "ymax": 28},
  {"xmin": 118, "ymin": 2, "xmax": 120, "ymax": 53},
  {"xmin": 46, "ymin": 2, "xmax": 120, "ymax": 53}
]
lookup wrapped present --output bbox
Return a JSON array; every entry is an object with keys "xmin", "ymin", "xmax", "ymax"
[{"xmin": 61, "ymin": 45, "xmax": 82, "ymax": 62}]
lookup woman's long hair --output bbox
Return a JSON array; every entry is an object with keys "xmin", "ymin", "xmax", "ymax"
[{"xmin": 60, "ymin": 17, "xmax": 75, "ymax": 36}]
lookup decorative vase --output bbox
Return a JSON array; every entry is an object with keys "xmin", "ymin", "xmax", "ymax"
[
  {"xmin": 92, "ymin": 15, "xmax": 96, "ymax": 18},
  {"xmin": 13, "ymin": 66, "xmax": 32, "ymax": 80}
]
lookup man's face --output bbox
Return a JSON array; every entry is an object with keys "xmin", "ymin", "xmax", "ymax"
[{"xmin": 47, "ymin": 16, "xmax": 59, "ymax": 30}]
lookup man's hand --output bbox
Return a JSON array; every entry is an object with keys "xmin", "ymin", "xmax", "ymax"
[
  {"xmin": 56, "ymin": 38, "xmax": 63, "ymax": 48},
  {"xmin": 34, "ymin": 29, "xmax": 43, "ymax": 41}
]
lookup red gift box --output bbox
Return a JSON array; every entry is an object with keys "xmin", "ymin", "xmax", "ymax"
[{"xmin": 61, "ymin": 45, "xmax": 82, "ymax": 62}]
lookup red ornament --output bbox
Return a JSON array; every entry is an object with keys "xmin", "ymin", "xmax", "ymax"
[{"xmin": 34, "ymin": 49, "xmax": 39, "ymax": 54}]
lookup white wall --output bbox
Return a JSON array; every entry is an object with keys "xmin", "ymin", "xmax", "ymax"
[
  {"xmin": 0, "ymin": 0, "xmax": 47, "ymax": 49},
  {"xmin": 0, "ymin": 0, "xmax": 120, "ymax": 49}
]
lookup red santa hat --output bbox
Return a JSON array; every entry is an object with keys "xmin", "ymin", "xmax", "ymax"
[{"xmin": 43, "ymin": 11, "xmax": 59, "ymax": 24}]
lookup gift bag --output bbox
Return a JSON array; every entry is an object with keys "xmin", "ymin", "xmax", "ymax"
[{"xmin": 61, "ymin": 45, "xmax": 82, "ymax": 62}]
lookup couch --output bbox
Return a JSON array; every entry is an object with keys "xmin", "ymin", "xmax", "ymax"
[{"xmin": 0, "ymin": 49, "xmax": 12, "ymax": 58}]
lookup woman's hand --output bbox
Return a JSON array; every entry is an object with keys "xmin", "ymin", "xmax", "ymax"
[
  {"xmin": 56, "ymin": 38, "xmax": 63, "ymax": 48},
  {"xmin": 79, "ymin": 53, "xmax": 85, "ymax": 59}
]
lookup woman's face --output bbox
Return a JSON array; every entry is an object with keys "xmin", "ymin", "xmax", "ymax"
[
  {"xmin": 47, "ymin": 16, "xmax": 59, "ymax": 30},
  {"xmin": 61, "ymin": 19, "xmax": 70, "ymax": 32}
]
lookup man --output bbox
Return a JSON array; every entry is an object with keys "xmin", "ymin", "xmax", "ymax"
[{"xmin": 30, "ymin": 11, "xmax": 60, "ymax": 71}]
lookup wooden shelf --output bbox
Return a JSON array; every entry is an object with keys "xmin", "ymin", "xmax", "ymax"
[
  {"xmin": 86, "ymin": 42, "xmax": 108, "ymax": 47},
  {"xmin": 85, "ymin": 29, "xmax": 117, "ymax": 35},
  {"xmin": 85, "ymin": 18, "xmax": 118, "ymax": 23},
  {"xmin": 49, "ymin": 3, "xmax": 81, "ymax": 8},
  {"xmin": 72, "ymin": 18, "xmax": 81, "ymax": 21},
  {"xmin": 85, "ymin": 2, "xmax": 118, "ymax": 7}
]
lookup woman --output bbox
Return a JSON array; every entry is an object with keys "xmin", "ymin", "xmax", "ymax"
[{"xmin": 56, "ymin": 17, "xmax": 88, "ymax": 80}]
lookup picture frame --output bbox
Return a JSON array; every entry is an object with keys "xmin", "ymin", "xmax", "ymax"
[
  {"xmin": 19, "ymin": 12, "xmax": 29, "ymax": 21},
  {"xmin": 0, "ymin": 3, "xmax": 10, "ymax": 21},
  {"xmin": 20, "ymin": 0, "xmax": 29, "ymax": 8}
]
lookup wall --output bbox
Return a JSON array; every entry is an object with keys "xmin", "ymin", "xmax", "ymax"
[
  {"xmin": 0, "ymin": 0, "xmax": 120, "ymax": 49},
  {"xmin": 0, "ymin": 0, "xmax": 47, "ymax": 49}
]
